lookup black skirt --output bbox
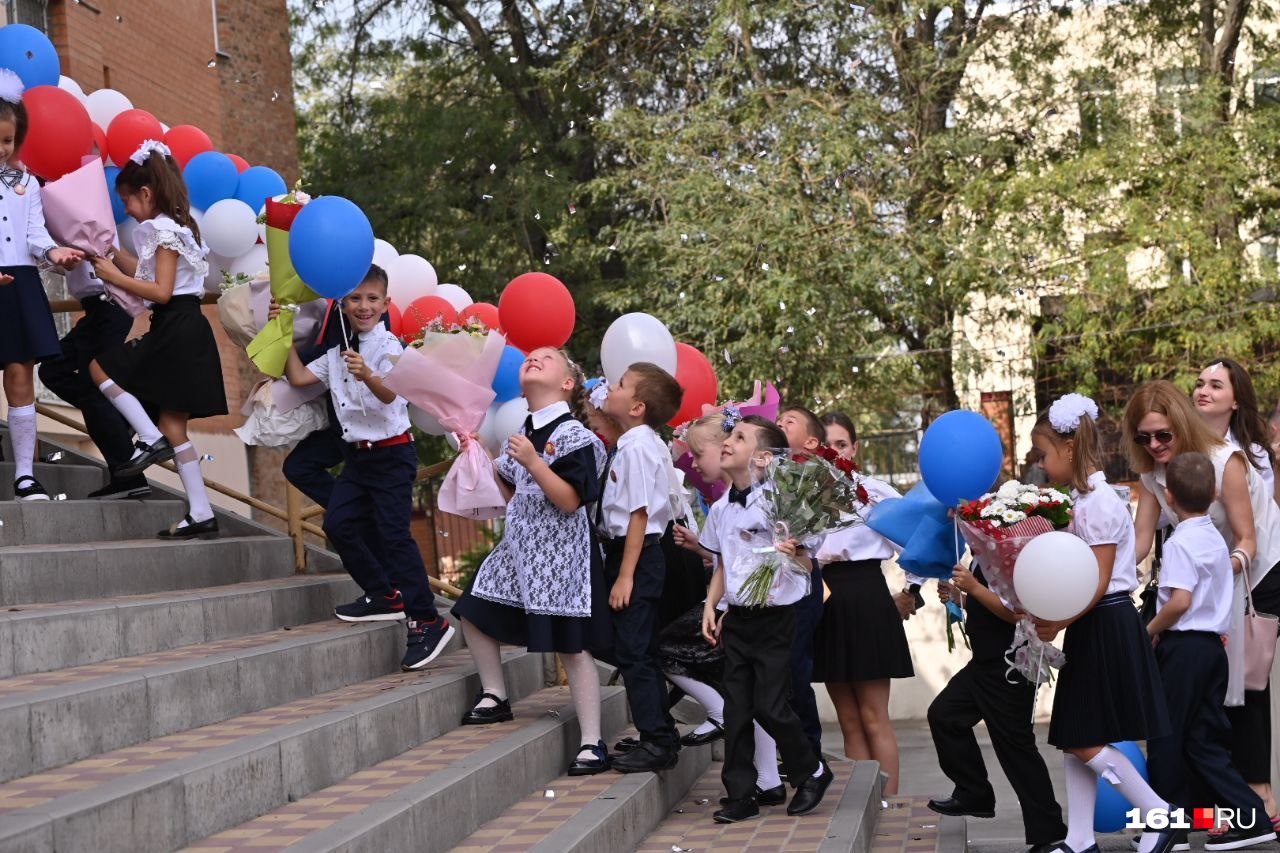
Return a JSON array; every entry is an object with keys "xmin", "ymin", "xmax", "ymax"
[
  {"xmin": 659, "ymin": 603, "xmax": 725, "ymax": 687},
  {"xmin": 1227, "ymin": 563, "xmax": 1280, "ymax": 781},
  {"xmin": 96, "ymin": 295, "xmax": 227, "ymax": 418},
  {"xmin": 1048, "ymin": 592, "xmax": 1169, "ymax": 749},
  {"xmin": 812, "ymin": 559, "xmax": 915, "ymax": 683},
  {"xmin": 0, "ymin": 265, "xmax": 60, "ymax": 366}
]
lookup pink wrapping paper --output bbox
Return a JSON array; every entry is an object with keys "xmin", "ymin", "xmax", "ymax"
[{"xmin": 383, "ymin": 331, "xmax": 509, "ymax": 519}]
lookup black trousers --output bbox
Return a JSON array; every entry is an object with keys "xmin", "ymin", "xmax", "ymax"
[
  {"xmin": 1150, "ymin": 631, "xmax": 1267, "ymax": 828},
  {"xmin": 37, "ymin": 297, "xmax": 135, "ymax": 470},
  {"xmin": 283, "ymin": 410, "xmax": 344, "ymax": 507},
  {"xmin": 790, "ymin": 561, "xmax": 824, "ymax": 755},
  {"xmin": 722, "ymin": 604, "xmax": 820, "ymax": 800},
  {"xmin": 927, "ymin": 658, "xmax": 1066, "ymax": 845},
  {"xmin": 605, "ymin": 536, "xmax": 679, "ymax": 750},
  {"xmin": 322, "ymin": 443, "xmax": 440, "ymax": 621}
]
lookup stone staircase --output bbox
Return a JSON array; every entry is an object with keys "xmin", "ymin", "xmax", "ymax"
[{"xmin": 0, "ymin": 426, "xmax": 888, "ymax": 852}]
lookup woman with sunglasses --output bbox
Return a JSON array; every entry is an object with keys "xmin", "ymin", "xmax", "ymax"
[{"xmin": 1125, "ymin": 380, "xmax": 1280, "ymax": 837}]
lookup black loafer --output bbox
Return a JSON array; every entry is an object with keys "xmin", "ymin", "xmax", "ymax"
[
  {"xmin": 610, "ymin": 741, "xmax": 679, "ymax": 773},
  {"xmin": 713, "ymin": 796, "xmax": 760, "ymax": 823},
  {"xmin": 787, "ymin": 762, "xmax": 834, "ymax": 815},
  {"xmin": 613, "ymin": 736, "xmax": 641, "ymax": 753},
  {"xmin": 680, "ymin": 720, "xmax": 725, "ymax": 747},
  {"xmin": 115, "ymin": 437, "xmax": 174, "ymax": 478},
  {"xmin": 568, "ymin": 740, "xmax": 610, "ymax": 776},
  {"xmin": 928, "ymin": 795, "xmax": 996, "ymax": 819},
  {"xmin": 460, "ymin": 692, "xmax": 513, "ymax": 725},
  {"xmin": 156, "ymin": 514, "xmax": 219, "ymax": 540},
  {"xmin": 720, "ymin": 784, "xmax": 786, "ymax": 807}
]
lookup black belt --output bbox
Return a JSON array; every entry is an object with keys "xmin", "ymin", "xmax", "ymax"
[
  {"xmin": 727, "ymin": 603, "xmax": 791, "ymax": 616},
  {"xmin": 599, "ymin": 532, "xmax": 661, "ymax": 555},
  {"xmin": 1164, "ymin": 629, "xmax": 1221, "ymax": 639}
]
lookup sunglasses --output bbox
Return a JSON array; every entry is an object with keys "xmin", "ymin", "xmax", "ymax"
[{"xmin": 1133, "ymin": 430, "xmax": 1175, "ymax": 447}]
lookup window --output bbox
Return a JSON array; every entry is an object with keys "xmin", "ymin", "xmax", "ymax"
[
  {"xmin": 1077, "ymin": 70, "xmax": 1121, "ymax": 149},
  {"xmin": 1154, "ymin": 67, "xmax": 1200, "ymax": 138},
  {"xmin": 1254, "ymin": 68, "xmax": 1280, "ymax": 109},
  {"xmin": 3, "ymin": 0, "xmax": 47, "ymax": 31}
]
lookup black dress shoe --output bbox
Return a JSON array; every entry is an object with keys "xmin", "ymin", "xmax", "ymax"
[
  {"xmin": 680, "ymin": 720, "xmax": 725, "ymax": 747},
  {"xmin": 115, "ymin": 438, "xmax": 174, "ymax": 478},
  {"xmin": 927, "ymin": 795, "xmax": 996, "ymax": 819},
  {"xmin": 713, "ymin": 796, "xmax": 760, "ymax": 823},
  {"xmin": 610, "ymin": 741, "xmax": 678, "ymax": 773},
  {"xmin": 613, "ymin": 736, "xmax": 640, "ymax": 753},
  {"xmin": 156, "ymin": 514, "xmax": 219, "ymax": 540},
  {"xmin": 568, "ymin": 740, "xmax": 610, "ymax": 776},
  {"xmin": 787, "ymin": 762, "xmax": 835, "ymax": 816},
  {"xmin": 460, "ymin": 692, "xmax": 513, "ymax": 725},
  {"xmin": 720, "ymin": 784, "xmax": 787, "ymax": 807}
]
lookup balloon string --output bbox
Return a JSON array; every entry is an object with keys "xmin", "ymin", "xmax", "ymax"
[
  {"xmin": 337, "ymin": 308, "xmax": 366, "ymax": 415},
  {"xmin": 1032, "ymin": 642, "xmax": 1045, "ymax": 724}
]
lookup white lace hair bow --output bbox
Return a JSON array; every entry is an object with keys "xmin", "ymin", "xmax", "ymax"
[
  {"xmin": 1048, "ymin": 393, "xmax": 1099, "ymax": 433},
  {"xmin": 130, "ymin": 139, "xmax": 171, "ymax": 165},
  {"xmin": 588, "ymin": 378, "xmax": 609, "ymax": 410},
  {"xmin": 0, "ymin": 69, "xmax": 23, "ymax": 106}
]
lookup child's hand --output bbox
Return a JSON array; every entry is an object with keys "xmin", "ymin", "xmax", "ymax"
[
  {"xmin": 951, "ymin": 565, "xmax": 977, "ymax": 595},
  {"xmin": 458, "ymin": 432, "xmax": 493, "ymax": 459},
  {"xmin": 1033, "ymin": 617, "xmax": 1062, "ymax": 642},
  {"xmin": 701, "ymin": 607, "xmax": 723, "ymax": 646},
  {"xmin": 91, "ymin": 254, "xmax": 121, "ymax": 283},
  {"xmin": 937, "ymin": 582, "xmax": 953, "ymax": 604},
  {"xmin": 0, "ymin": 271, "xmax": 13, "ymax": 285},
  {"xmin": 506, "ymin": 434, "xmax": 540, "ymax": 468},
  {"xmin": 892, "ymin": 590, "xmax": 917, "ymax": 620},
  {"xmin": 673, "ymin": 523, "xmax": 700, "ymax": 552},
  {"xmin": 49, "ymin": 247, "xmax": 84, "ymax": 270},
  {"xmin": 343, "ymin": 350, "xmax": 369, "ymax": 381},
  {"xmin": 267, "ymin": 299, "xmax": 281, "ymax": 321},
  {"xmin": 609, "ymin": 576, "xmax": 633, "ymax": 611},
  {"xmin": 775, "ymin": 537, "xmax": 800, "ymax": 558}
]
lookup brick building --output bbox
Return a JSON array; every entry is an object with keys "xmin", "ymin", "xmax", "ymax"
[{"xmin": 5, "ymin": 0, "xmax": 299, "ymax": 514}]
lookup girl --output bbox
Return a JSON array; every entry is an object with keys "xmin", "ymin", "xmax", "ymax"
[
  {"xmin": 88, "ymin": 140, "xmax": 226, "ymax": 539},
  {"xmin": 450, "ymin": 348, "xmax": 612, "ymax": 775},
  {"xmin": 815, "ymin": 409, "xmax": 911, "ymax": 795},
  {"xmin": 0, "ymin": 69, "xmax": 85, "ymax": 500},
  {"xmin": 1195, "ymin": 358, "xmax": 1277, "ymax": 501},
  {"xmin": 1128, "ymin": 380, "xmax": 1280, "ymax": 837},
  {"xmin": 1032, "ymin": 393, "xmax": 1175, "ymax": 853}
]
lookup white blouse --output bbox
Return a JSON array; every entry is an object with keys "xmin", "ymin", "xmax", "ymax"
[
  {"xmin": 307, "ymin": 326, "xmax": 410, "ymax": 444},
  {"xmin": 133, "ymin": 214, "xmax": 209, "ymax": 302},
  {"xmin": 816, "ymin": 476, "xmax": 901, "ymax": 564},
  {"xmin": 1226, "ymin": 428, "xmax": 1274, "ymax": 498},
  {"xmin": 0, "ymin": 171, "xmax": 56, "ymax": 266},
  {"xmin": 1070, "ymin": 470, "xmax": 1139, "ymax": 594}
]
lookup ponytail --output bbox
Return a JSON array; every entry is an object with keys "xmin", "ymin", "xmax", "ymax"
[
  {"xmin": 115, "ymin": 151, "xmax": 202, "ymax": 245},
  {"xmin": 1034, "ymin": 394, "xmax": 1104, "ymax": 493}
]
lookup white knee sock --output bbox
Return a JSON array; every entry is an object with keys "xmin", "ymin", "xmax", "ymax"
[
  {"xmin": 1063, "ymin": 754, "xmax": 1098, "ymax": 851},
  {"xmin": 97, "ymin": 380, "xmax": 161, "ymax": 446},
  {"xmin": 754, "ymin": 723, "xmax": 782, "ymax": 789},
  {"xmin": 8, "ymin": 403, "xmax": 36, "ymax": 480},
  {"xmin": 1086, "ymin": 748, "xmax": 1168, "ymax": 853},
  {"xmin": 561, "ymin": 651, "xmax": 602, "ymax": 748},
  {"xmin": 172, "ymin": 443, "xmax": 213, "ymax": 523},
  {"xmin": 667, "ymin": 673, "xmax": 724, "ymax": 733},
  {"xmin": 460, "ymin": 620, "xmax": 507, "ymax": 706}
]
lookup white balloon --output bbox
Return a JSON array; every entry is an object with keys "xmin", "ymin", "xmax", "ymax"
[
  {"xmin": 201, "ymin": 199, "xmax": 259, "ymax": 259},
  {"xmin": 600, "ymin": 312, "xmax": 678, "ymax": 384},
  {"xmin": 435, "ymin": 283, "xmax": 472, "ymax": 311},
  {"xmin": 160, "ymin": 122, "xmax": 170, "ymax": 134},
  {"xmin": 229, "ymin": 243, "xmax": 269, "ymax": 278},
  {"xmin": 256, "ymin": 204, "xmax": 267, "ymax": 244},
  {"xmin": 85, "ymin": 88, "xmax": 133, "ymax": 132},
  {"xmin": 190, "ymin": 207, "xmax": 204, "ymax": 228},
  {"xmin": 445, "ymin": 432, "xmax": 461, "ymax": 451},
  {"xmin": 478, "ymin": 403, "xmax": 501, "ymax": 454},
  {"xmin": 1012, "ymin": 531, "xmax": 1100, "ymax": 622},
  {"xmin": 489, "ymin": 397, "xmax": 529, "ymax": 452},
  {"xmin": 409, "ymin": 405, "xmax": 447, "ymax": 436},
  {"xmin": 117, "ymin": 217, "xmax": 140, "ymax": 254},
  {"xmin": 386, "ymin": 254, "xmax": 438, "ymax": 305},
  {"xmin": 58, "ymin": 75, "xmax": 86, "ymax": 104},
  {"xmin": 372, "ymin": 239, "xmax": 398, "ymax": 271}
]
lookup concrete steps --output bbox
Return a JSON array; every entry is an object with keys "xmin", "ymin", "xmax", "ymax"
[
  {"xmin": 0, "ymin": 462, "xmax": 108, "ymax": 500},
  {"xmin": 0, "ymin": 499, "xmax": 263, "ymax": 545}
]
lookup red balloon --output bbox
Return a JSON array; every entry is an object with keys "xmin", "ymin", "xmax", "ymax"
[
  {"xmin": 20, "ymin": 85, "xmax": 92, "ymax": 180},
  {"xmin": 498, "ymin": 272, "xmax": 574, "ymax": 352},
  {"xmin": 227, "ymin": 153, "xmax": 250, "ymax": 173},
  {"xmin": 163, "ymin": 125, "xmax": 213, "ymax": 168},
  {"xmin": 458, "ymin": 301, "xmax": 501, "ymax": 331},
  {"xmin": 402, "ymin": 295, "xmax": 459, "ymax": 340},
  {"xmin": 669, "ymin": 342, "xmax": 719, "ymax": 426},
  {"xmin": 386, "ymin": 299, "xmax": 403, "ymax": 340},
  {"xmin": 106, "ymin": 109, "xmax": 163, "ymax": 168},
  {"xmin": 90, "ymin": 122, "xmax": 107, "ymax": 163}
]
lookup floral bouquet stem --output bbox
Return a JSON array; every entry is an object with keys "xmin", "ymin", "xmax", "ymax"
[{"xmin": 944, "ymin": 599, "xmax": 970, "ymax": 652}]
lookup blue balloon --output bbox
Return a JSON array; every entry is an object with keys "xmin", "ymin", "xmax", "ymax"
[
  {"xmin": 103, "ymin": 165, "xmax": 127, "ymax": 224},
  {"xmin": 183, "ymin": 151, "xmax": 239, "ymax": 212},
  {"xmin": 0, "ymin": 25, "xmax": 59, "ymax": 89},
  {"xmin": 234, "ymin": 165, "xmax": 286, "ymax": 212},
  {"xmin": 289, "ymin": 196, "xmax": 375, "ymax": 300},
  {"xmin": 898, "ymin": 515, "xmax": 962, "ymax": 580},
  {"xmin": 919, "ymin": 410, "xmax": 1004, "ymax": 507},
  {"xmin": 492, "ymin": 345, "xmax": 525, "ymax": 403},
  {"xmin": 1095, "ymin": 741, "xmax": 1148, "ymax": 832},
  {"xmin": 866, "ymin": 482, "xmax": 949, "ymax": 548}
]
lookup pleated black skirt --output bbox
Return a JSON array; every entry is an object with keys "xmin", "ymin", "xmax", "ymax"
[
  {"xmin": 0, "ymin": 265, "xmax": 60, "ymax": 366},
  {"xmin": 96, "ymin": 295, "xmax": 227, "ymax": 418},
  {"xmin": 1048, "ymin": 591, "xmax": 1169, "ymax": 748},
  {"xmin": 812, "ymin": 559, "xmax": 915, "ymax": 683}
]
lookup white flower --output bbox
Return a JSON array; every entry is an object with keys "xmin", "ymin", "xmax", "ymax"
[
  {"xmin": 294, "ymin": 190, "xmax": 312, "ymax": 204},
  {"xmin": 980, "ymin": 504, "xmax": 1000, "ymax": 518},
  {"xmin": 1044, "ymin": 488, "xmax": 1069, "ymax": 503},
  {"xmin": 1048, "ymin": 393, "xmax": 1099, "ymax": 434},
  {"xmin": 1000, "ymin": 509, "xmax": 1026, "ymax": 523},
  {"xmin": 997, "ymin": 480, "xmax": 1023, "ymax": 499}
]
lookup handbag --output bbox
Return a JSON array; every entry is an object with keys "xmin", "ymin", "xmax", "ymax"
[{"xmin": 1243, "ymin": 566, "xmax": 1280, "ymax": 692}]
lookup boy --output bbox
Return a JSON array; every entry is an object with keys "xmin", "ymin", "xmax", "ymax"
[
  {"xmin": 702, "ymin": 415, "xmax": 833, "ymax": 823},
  {"xmin": 282, "ymin": 264, "xmax": 454, "ymax": 671},
  {"xmin": 1146, "ymin": 452, "xmax": 1276, "ymax": 852},
  {"xmin": 598, "ymin": 362, "xmax": 684, "ymax": 772}
]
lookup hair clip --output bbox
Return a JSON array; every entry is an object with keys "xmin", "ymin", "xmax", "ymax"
[
  {"xmin": 130, "ymin": 139, "xmax": 172, "ymax": 166},
  {"xmin": 721, "ymin": 405, "xmax": 742, "ymax": 432},
  {"xmin": 0, "ymin": 69, "xmax": 23, "ymax": 106}
]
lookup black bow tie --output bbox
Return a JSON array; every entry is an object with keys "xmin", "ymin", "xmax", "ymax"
[{"xmin": 728, "ymin": 485, "xmax": 752, "ymax": 506}]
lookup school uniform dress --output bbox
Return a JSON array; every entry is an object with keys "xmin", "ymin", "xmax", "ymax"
[
  {"xmin": 0, "ymin": 169, "xmax": 61, "ymax": 366},
  {"xmin": 702, "ymin": 483, "xmax": 820, "ymax": 800},
  {"xmin": 813, "ymin": 476, "xmax": 914, "ymax": 683},
  {"xmin": 597, "ymin": 423, "xmax": 679, "ymax": 752},
  {"xmin": 453, "ymin": 402, "xmax": 613, "ymax": 656},
  {"xmin": 927, "ymin": 564, "xmax": 1066, "ymax": 846},
  {"xmin": 309, "ymin": 325, "xmax": 441, "ymax": 623},
  {"xmin": 95, "ymin": 215, "xmax": 227, "ymax": 418},
  {"xmin": 1147, "ymin": 515, "xmax": 1267, "ymax": 828},
  {"xmin": 1048, "ymin": 471, "xmax": 1168, "ymax": 749}
]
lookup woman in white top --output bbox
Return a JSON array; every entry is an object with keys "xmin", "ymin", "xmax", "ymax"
[
  {"xmin": 1126, "ymin": 380, "xmax": 1280, "ymax": 829},
  {"xmin": 1194, "ymin": 358, "xmax": 1277, "ymax": 503}
]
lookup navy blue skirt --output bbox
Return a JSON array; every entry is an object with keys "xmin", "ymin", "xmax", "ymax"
[{"xmin": 0, "ymin": 265, "xmax": 60, "ymax": 366}]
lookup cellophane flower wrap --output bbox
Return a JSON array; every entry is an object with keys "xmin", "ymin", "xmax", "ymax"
[
  {"xmin": 956, "ymin": 480, "xmax": 1073, "ymax": 685},
  {"xmin": 736, "ymin": 447, "xmax": 870, "ymax": 607},
  {"xmin": 247, "ymin": 185, "xmax": 322, "ymax": 377},
  {"xmin": 382, "ymin": 321, "xmax": 507, "ymax": 519}
]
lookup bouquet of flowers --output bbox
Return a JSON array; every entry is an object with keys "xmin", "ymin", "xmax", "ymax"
[
  {"xmin": 247, "ymin": 182, "xmax": 322, "ymax": 377},
  {"xmin": 735, "ymin": 446, "xmax": 869, "ymax": 607},
  {"xmin": 956, "ymin": 480, "xmax": 1073, "ymax": 684}
]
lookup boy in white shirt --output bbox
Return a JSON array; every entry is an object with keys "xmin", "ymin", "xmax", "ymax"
[
  {"xmin": 1146, "ymin": 452, "xmax": 1274, "ymax": 851},
  {"xmin": 701, "ymin": 415, "xmax": 832, "ymax": 823},
  {"xmin": 598, "ymin": 362, "xmax": 685, "ymax": 773}
]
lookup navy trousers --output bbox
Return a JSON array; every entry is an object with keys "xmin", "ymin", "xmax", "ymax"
[
  {"xmin": 790, "ymin": 561, "xmax": 825, "ymax": 755},
  {"xmin": 282, "ymin": 403, "xmax": 344, "ymax": 507},
  {"xmin": 322, "ymin": 442, "xmax": 439, "ymax": 621}
]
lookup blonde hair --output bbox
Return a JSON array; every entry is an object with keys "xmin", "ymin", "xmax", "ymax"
[
  {"xmin": 1032, "ymin": 407, "xmax": 1104, "ymax": 494},
  {"xmin": 1122, "ymin": 380, "xmax": 1226, "ymax": 474},
  {"xmin": 684, "ymin": 413, "xmax": 726, "ymax": 455}
]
